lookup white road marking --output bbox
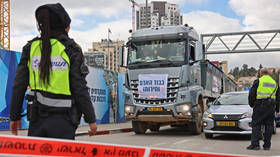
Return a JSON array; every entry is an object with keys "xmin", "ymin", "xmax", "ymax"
[
  {"xmin": 148, "ymin": 142, "xmax": 167, "ymax": 147},
  {"xmin": 172, "ymin": 139, "xmax": 192, "ymax": 145}
]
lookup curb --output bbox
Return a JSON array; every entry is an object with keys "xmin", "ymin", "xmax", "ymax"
[{"xmin": 75, "ymin": 128, "xmax": 134, "ymax": 137}]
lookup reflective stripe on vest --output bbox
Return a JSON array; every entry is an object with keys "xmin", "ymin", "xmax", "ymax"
[
  {"xmin": 28, "ymin": 39, "xmax": 71, "ymax": 96},
  {"xmin": 27, "ymin": 91, "xmax": 72, "ymax": 108},
  {"xmin": 256, "ymin": 75, "xmax": 277, "ymax": 100}
]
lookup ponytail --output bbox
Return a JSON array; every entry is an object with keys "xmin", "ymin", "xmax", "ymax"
[{"xmin": 36, "ymin": 9, "xmax": 51, "ymax": 85}]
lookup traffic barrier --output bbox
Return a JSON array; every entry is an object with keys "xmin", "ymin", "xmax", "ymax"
[{"xmin": 0, "ymin": 135, "xmax": 250, "ymax": 157}]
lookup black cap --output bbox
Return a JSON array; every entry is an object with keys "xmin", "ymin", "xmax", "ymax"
[{"xmin": 35, "ymin": 3, "xmax": 71, "ymax": 31}]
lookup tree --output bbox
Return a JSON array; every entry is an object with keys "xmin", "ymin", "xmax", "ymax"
[
  {"xmin": 232, "ymin": 67, "xmax": 239, "ymax": 80},
  {"xmin": 271, "ymin": 68, "xmax": 279, "ymax": 84},
  {"xmin": 257, "ymin": 64, "xmax": 263, "ymax": 78},
  {"xmin": 230, "ymin": 65, "xmax": 257, "ymax": 80}
]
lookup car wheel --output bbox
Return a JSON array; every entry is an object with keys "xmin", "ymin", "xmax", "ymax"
[{"xmin": 205, "ymin": 133, "xmax": 213, "ymax": 139}]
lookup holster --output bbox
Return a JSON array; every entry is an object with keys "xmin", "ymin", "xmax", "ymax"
[
  {"xmin": 26, "ymin": 94, "xmax": 39, "ymax": 122},
  {"xmin": 69, "ymin": 103, "xmax": 82, "ymax": 126},
  {"xmin": 266, "ymin": 98, "xmax": 276, "ymax": 108}
]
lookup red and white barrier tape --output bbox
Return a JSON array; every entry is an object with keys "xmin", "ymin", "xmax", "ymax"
[{"xmin": 0, "ymin": 135, "xmax": 250, "ymax": 157}]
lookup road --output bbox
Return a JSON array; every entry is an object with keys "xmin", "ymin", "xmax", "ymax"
[{"xmin": 77, "ymin": 126, "xmax": 280, "ymax": 157}]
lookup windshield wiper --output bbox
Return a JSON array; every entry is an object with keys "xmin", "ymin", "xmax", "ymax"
[
  {"xmin": 146, "ymin": 58, "xmax": 166, "ymax": 63},
  {"xmin": 129, "ymin": 60, "xmax": 147, "ymax": 64},
  {"xmin": 147, "ymin": 59, "xmax": 180, "ymax": 67}
]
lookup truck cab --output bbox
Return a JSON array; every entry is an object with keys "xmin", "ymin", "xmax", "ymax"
[{"xmin": 121, "ymin": 25, "xmax": 235, "ymax": 135}]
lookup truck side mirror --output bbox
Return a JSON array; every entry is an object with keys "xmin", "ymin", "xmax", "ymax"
[{"xmin": 119, "ymin": 46, "xmax": 127, "ymax": 68}]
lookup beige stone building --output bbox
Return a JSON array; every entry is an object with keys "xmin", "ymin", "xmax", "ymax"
[
  {"xmin": 220, "ymin": 61, "xmax": 228, "ymax": 74},
  {"xmin": 87, "ymin": 39, "xmax": 124, "ymax": 72},
  {"xmin": 237, "ymin": 76, "xmax": 257, "ymax": 91}
]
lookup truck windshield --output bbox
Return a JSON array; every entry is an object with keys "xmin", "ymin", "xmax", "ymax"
[{"xmin": 127, "ymin": 39, "xmax": 186, "ymax": 65}]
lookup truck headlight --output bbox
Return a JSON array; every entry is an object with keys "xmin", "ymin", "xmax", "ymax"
[
  {"xmin": 176, "ymin": 104, "xmax": 190, "ymax": 113},
  {"xmin": 125, "ymin": 105, "xmax": 134, "ymax": 113}
]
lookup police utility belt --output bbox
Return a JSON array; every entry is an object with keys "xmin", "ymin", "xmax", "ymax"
[
  {"xmin": 256, "ymin": 98, "xmax": 276, "ymax": 108},
  {"xmin": 25, "ymin": 91, "xmax": 72, "ymax": 122}
]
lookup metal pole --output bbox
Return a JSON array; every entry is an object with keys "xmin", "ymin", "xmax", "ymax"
[
  {"xmin": 108, "ymin": 29, "xmax": 110, "ymax": 71},
  {"xmin": 146, "ymin": 0, "xmax": 148, "ymax": 28}
]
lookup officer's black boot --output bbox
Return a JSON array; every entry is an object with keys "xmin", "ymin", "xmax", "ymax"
[{"xmin": 246, "ymin": 145, "xmax": 260, "ymax": 150}]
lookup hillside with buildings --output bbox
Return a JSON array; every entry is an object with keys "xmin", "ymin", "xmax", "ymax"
[{"xmin": 229, "ymin": 64, "xmax": 280, "ymax": 91}]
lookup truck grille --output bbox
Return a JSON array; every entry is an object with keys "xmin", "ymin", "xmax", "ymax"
[{"xmin": 130, "ymin": 77, "xmax": 179, "ymax": 105}]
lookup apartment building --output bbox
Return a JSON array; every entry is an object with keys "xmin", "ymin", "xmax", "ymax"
[
  {"xmin": 136, "ymin": 1, "xmax": 183, "ymax": 29},
  {"xmin": 87, "ymin": 39, "xmax": 124, "ymax": 72}
]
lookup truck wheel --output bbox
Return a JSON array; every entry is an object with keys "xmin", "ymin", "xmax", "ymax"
[
  {"xmin": 205, "ymin": 133, "xmax": 213, "ymax": 139},
  {"xmin": 189, "ymin": 105, "xmax": 203, "ymax": 135},
  {"xmin": 149, "ymin": 125, "xmax": 160, "ymax": 132},
  {"xmin": 132, "ymin": 121, "xmax": 147, "ymax": 134}
]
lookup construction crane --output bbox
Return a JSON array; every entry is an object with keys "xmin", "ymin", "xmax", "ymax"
[
  {"xmin": 0, "ymin": 0, "xmax": 10, "ymax": 50},
  {"xmin": 129, "ymin": 0, "xmax": 140, "ymax": 33}
]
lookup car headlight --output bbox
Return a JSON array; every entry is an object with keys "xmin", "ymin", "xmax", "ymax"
[
  {"xmin": 125, "ymin": 105, "xmax": 134, "ymax": 113},
  {"xmin": 203, "ymin": 111, "xmax": 213, "ymax": 119},
  {"xmin": 175, "ymin": 104, "xmax": 191, "ymax": 113},
  {"xmin": 241, "ymin": 112, "xmax": 252, "ymax": 119}
]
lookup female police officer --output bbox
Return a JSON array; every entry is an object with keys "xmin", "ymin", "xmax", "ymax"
[{"xmin": 9, "ymin": 3, "xmax": 97, "ymax": 139}]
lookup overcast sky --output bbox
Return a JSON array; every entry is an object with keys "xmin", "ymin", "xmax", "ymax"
[{"xmin": 11, "ymin": 0, "xmax": 280, "ymax": 70}]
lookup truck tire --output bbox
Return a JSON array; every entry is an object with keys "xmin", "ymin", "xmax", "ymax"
[
  {"xmin": 149, "ymin": 125, "xmax": 160, "ymax": 132},
  {"xmin": 205, "ymin": 133, "xmax": 213, "ymax": 139},
  {"xmin": 132, "ymin": 121, "xmax": 147, "ymax": 134},
  {"xmin": 189, "ymin": 105, "xmax": 203, "ymax": 135}
]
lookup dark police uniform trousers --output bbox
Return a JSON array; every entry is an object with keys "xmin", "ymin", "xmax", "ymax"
[
  {"xmin": 251, "ymin": 101, "xmax": 275, "ymax": 148},
  {"xmin": 27, "ymin": 112, "xmax": 76, "ymax": 140}
]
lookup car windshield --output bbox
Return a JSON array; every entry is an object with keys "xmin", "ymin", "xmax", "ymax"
[
  {"xmin": 127, "ymin": 39, "xmax": 186, "ymax": 65},
  {"xmin": 213, "ymin": 92, "xmax": 249, "ymax": 105}
]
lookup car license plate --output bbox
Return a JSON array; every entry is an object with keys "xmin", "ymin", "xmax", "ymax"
[
  {"xmin": 216, "ymin": 121, "xmax": 235, "ymax": 127},
  {"xmin": 148, "ymin": 107, "xmax": 163, "ymax": 111}
]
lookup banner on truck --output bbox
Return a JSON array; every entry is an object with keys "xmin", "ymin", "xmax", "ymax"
[{"xmin": 138, "ymin": 74, "xmax": 168, "ymax": 99}]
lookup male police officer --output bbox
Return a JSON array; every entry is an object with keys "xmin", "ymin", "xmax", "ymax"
[{"xmin": 247, "ymin": 68, "xmax": 280, "ymax": 150}]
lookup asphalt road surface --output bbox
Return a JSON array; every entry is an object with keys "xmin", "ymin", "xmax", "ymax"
[{"xmin": 77, "ymin": 126, "xmax": 280, "ymax": 157}]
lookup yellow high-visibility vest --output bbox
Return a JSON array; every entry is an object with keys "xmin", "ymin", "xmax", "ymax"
[
  {"xmin": 28, "ymin": 39, "xmax": 71, "ymax": 96},
  {"xmin": 257, "ymin": 75, "xmax": 277, "ymax": 99}
]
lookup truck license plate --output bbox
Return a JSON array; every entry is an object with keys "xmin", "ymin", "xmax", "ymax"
[
  {"xmin": 148, "ymin": 107, "xmax": 163, "ymax": 111},
  {"xmin": 216, "ymin": 121, "xmax": 235, "ymax": 127}
]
